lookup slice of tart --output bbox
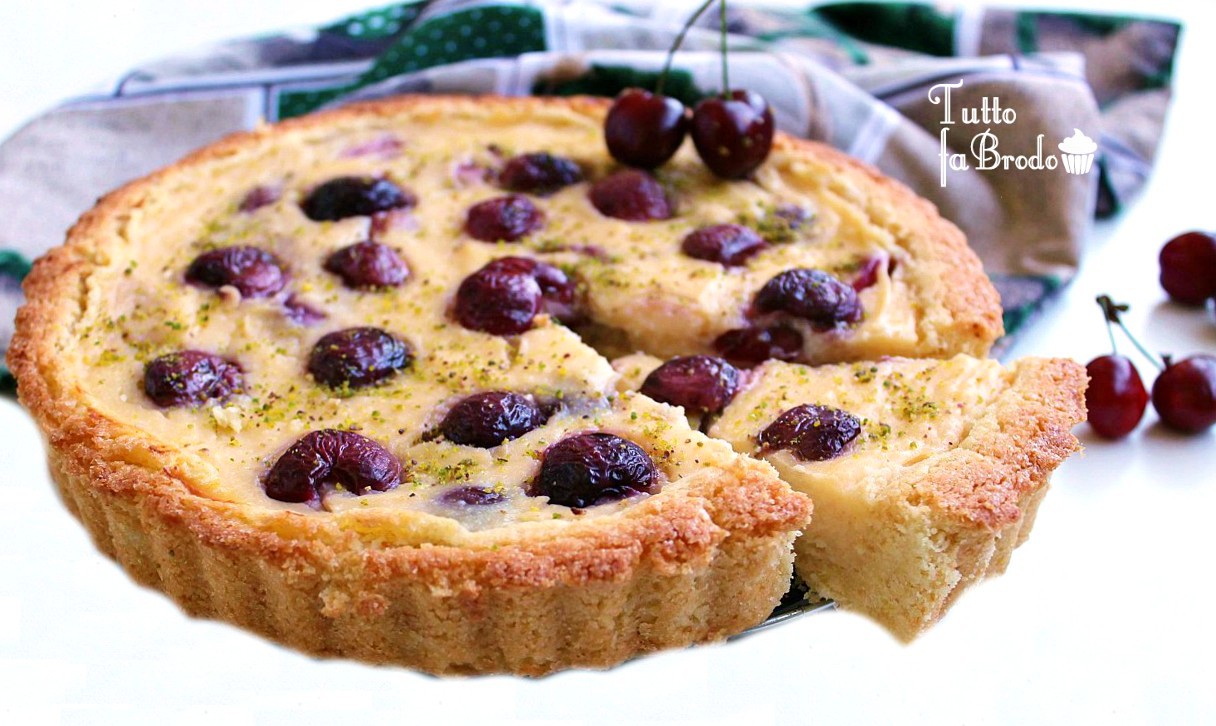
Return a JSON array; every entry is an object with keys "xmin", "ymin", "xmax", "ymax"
[
  {"xmin": 615, "ymin": 352, "xmax": 1086, "ymax": 640},
  {"xmin": 707, "ymin": 354, "xmax": 1086, "ymax": 639}
]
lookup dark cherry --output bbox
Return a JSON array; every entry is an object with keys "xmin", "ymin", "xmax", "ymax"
[
  {"xmin": 440, "ymin": 391, "xmax": 547, "ymax": 448},
  {"xmin": 772, "ymin": 203, "xmax": 813, "ymax": 230},
  {"xmin": 143, "ymin": 350, "xmax": 243, "ymax": 408},
  {"xmin": 283, "ymin": 295, "xmax": 326, "ymax": 326},
  {"xmin": 454, "ymin": 257, "xmax": 579, "ymax": 334},
  {"xmin": 640, "ymin": 355, "xmax": 741, "ymax": 414},
  {"xmin": 1085, "ymin": 355, "xmax": 1149, "ymax": 439},
  {"xmin": 339, "ymin": 134, "xmax": 404, "ymax": 159},
  {"xmin": 185, "ymin": 246, "xmax": 287, "ymax": 299},
  {"xmin": 453, "ymin": 257, "xmax": 542, "ymax": 335},
  {"xmin": 323, "ymin": 241, "xmax": 409, "ymax": 289},
  {"xmin": 300, "ymin": 176, "xmax": 415, "ymax": 221},
  {"xmin": 690, "ymin": 90, "xmax": 775, "ymax": 179},
  {"xmin": 851, "ymin": 257, "xmax": 886, "ymax": 292},
  {"xmin": 758, "ymin": 404, "xmax": 862, "ymax": 462},
  {"xmin": 498, "ymin": 152, "xmax": 583, "ymax": 196},
  {"xmin": 531, "ymin": 260, "xmax": 582, "ymax": 324},
  {"xmin": 603, "ymin": 89, "xmax": 689, "ymax": 169},
  {"xmin": 753, "ymin": 269, "xmax": 862, "ymax": 329},
  {"xmin": 1159, "ymin": 231, "xmax": 1216, "ymax": 306},
  {"xmin": 264, "ymin": 429, "xmax": 401, "ymax": 505},
  {"xmin": 530, "ymin": 432, "xmax": 659, "ymax": 508},
  {"xmin": 588, "ymin": 170, "xmax": 673, "ymax": 221},
  {"xmin": 439, "ymin": 485, "xmax": 506, "ymax": 506},
  {"xmin": 464, "ymin": 195, "xmax": 544, "ymax": 242},
  {"xmin": 1152, "ymin": 355, "xmax": 1216, "ymax": 433},
  {"xmin": 238, "ymin": 185, "xmax": 281, "ymax": 213},
  {"xmin": 307, "ymin": 327, "xmax": 411, "ymax": 389},
  {"xmin": 713, "ymin": 325, "xmax": 804, "ymax": 367},
  {"xmin": 680, "ymin": 224, "xmax": 767, "ymax": 266}
]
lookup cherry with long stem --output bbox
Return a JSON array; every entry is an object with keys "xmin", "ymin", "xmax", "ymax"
[
  {"xmin": 656, "ymin": 0, "xmax": 717, "ymax": 97},
  {"xmin": 719, "ymin": 0, "xmax": 729, "ymax": 98},
  {"xmin": 1090, "ymin": 295, "xmax": 1216, "ymax": 435},
  {"xmin": 1095, "ymin": 295, "xmax": 1164, "ymax": 372},
  {"xmin": 1085, "ymin": 296, "xmax": 1150, "ymax": 439}
]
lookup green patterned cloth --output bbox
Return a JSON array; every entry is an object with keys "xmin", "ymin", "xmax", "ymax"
[{"xmin": 0, "ymin": 0, "xmax": 1182, "ymax": 387}]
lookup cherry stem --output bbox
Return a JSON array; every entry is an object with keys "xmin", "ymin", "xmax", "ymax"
[
  {"xmin": 719, "ymin": 0, "xmax": 730, "ymax": 98},
  {"xmin": 657, "ymin": 0, "xmax": 717, "ymax": 97},
  {"xmin": 1095, "ymin": 295, "xmax": 1165, "ymax": 372}
]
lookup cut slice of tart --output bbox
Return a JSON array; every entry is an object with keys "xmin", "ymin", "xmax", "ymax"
[
  {"xmin": 708, "ymin": 354, "xmax": 1086, "ymax": 639},
  {"xmin": 617, "ymin": 352, "xmax": 1086, "ymax": 640}
]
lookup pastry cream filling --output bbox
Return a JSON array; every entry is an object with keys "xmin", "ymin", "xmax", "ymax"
[
  {"xmin": 67, "ymin": 103, "xmax": 921, "ymax": 531},
  {"xmin": 708, "ymin": 355, "xmax": 1012, "ymax": 494}
]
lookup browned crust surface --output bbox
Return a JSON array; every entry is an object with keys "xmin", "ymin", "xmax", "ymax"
[
  {"xmin": 9, "ymin": 95, "xmax": 822, "ymax": 675},
  {"xmin": 908, "ymin": 356, "xmax": 1087, "ymax": 528}
]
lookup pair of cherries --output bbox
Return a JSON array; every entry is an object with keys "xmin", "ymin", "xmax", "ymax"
[
  {"xmin": 1086, "ymin": 294, "xmax": 1216, "ymax": 439},
  {"xmin": 603, "ymin": 88, "xmax": 773, "ymax": 179},
  {"xmin": 1088, "ymin": 231, "xmax": 1216, "ymax": 438}
]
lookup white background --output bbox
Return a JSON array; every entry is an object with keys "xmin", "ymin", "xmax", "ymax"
[{"xmin": 2, "ymin": 1, "xmax": 1215, "ymax": 724}]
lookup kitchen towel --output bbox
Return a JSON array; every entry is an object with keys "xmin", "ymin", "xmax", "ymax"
[{"xmin": 0, "ymin": 0, "xmax": 1182, "ymax": 386}]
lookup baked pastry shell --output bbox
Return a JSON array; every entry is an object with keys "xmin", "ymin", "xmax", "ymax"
[{"xmin": 9, "ymin": 95, "xmax": 832, "ymax": 674}]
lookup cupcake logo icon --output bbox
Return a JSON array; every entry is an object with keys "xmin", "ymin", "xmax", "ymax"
[{"xmin": 1058, "ymin": 129, "xmax": 1097, "ymax": 175}]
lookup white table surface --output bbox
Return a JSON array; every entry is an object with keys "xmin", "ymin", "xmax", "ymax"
[{"xmin": 2, "ymin": 1, "xmax": 1214, "ymax": 724}]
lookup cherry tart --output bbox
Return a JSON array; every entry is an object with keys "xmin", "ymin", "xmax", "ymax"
[
  {"xmin": 9, "ymin": 96, "xmax": 821, "ymax": 676},
  {"xmin": 11, "ymin": 95, "xmax": 1013, "ymax": 673}
]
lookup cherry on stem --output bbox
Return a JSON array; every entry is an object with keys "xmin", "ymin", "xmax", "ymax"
[{"xmin": 1086, "ymin": 296, "xmax": 1152, "ymax": 439}]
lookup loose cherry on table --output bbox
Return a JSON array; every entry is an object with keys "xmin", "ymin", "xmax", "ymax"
[
  {"xmin": 1159, "ymin": 230, "xmax": 1216, "ymax": 306},
  {"xmin": 604, "ymin": 89, "xmax": 689, "ymax": 169},
  {"xmin": 1087, "ymin": 295, "xmax": 1216, "ymax": 437},
  {"xmin": 1085, "ymin": 355, "xmax": 1150, "ymax": 440},
  {"xmin": 1086, "ymin": 296, "xmax": 1152, "ymax": 439},
  {"xmin": 1152, "ymin": 355, "xmax": 1216, "ymax": 433}
]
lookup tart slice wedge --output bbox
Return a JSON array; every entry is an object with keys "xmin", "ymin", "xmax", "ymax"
[{"xmin": 616, "ymin": 353, "xmax": 1086, "ymax": 640}]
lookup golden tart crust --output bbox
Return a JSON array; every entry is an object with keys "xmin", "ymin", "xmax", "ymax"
[{"xmin": 11, "ymin": 95, "xmax": 1008, "ymax": 672}]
